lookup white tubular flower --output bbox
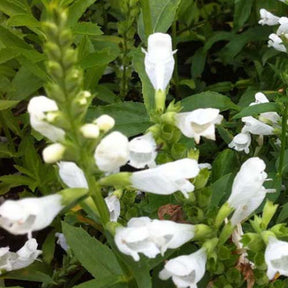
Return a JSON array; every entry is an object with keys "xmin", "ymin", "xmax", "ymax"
[
  {"xmin": 131, "ymin": 159, "xmax": 200, "ymax": 198},
  {"xmin": 94, "ymin": 131, "xmax": 129, "ymax": 172},
  {"xmin": 142, "ymin": 33, "xmax": 176, "ymax": 91},
  {"xmin": 242, "ymin": 116, "xmax": 274, "ymax": 135},
  {"xmin": 277, "ymin": 17, "xmax": 288, "ymax": 36},
  {"xmin": 268, "ymin": 33, "xmax": 287, "ymax": 53},
  {"xmin": 58, "ymin": 161, "xmax": 88, "ymax": 188},
  {"xmin": 258, "ymin": 9, "xmax": 280, "ymax": 26},
  {"xmin": 227, "ymin": 157, "xmax": 273, "ymax": 226},
  {"xmin": 0, "ymin": 238, "xmax": 41, "ymax": 274},
  {"xmin": 115, "ymin": 217, "xmax": 195, "ymax": 261},
  {"xmin": 228, "ymin": 132, "xmax": 251, "ymax": 154},
  {"xmin": 250, "ymin": 92, "xmax": 281, "ymax": 125},
  {"xmin": 27, "ymin": 96, "xmax": 65, "ymax": 142},
  {"xmin": 105, "ymin": 194, "xmax": 121, "ymax": 222},
  {"xmin": 0, "ymin": 194, "xmax": 63, "ymax": 235},
  {"xmin": 42, "ymin": 143, "xmax": 66, "ymax": 163},
  {"xmin": 128, "ymin": 132, "xmax": 157, "ymax": 169},
  {"xmin": 148, "ymin": 219, "xmax": 195, "ymax": 255},
  {"xmin": 175, "ymin": 108, "xmax": 223, "ymax": 144},
  {"xmin": 55, "ymin": 233, "xmax": 69, "ymax": 252},
  {"xmin": 12, "ymin": 238, "xmax": 42, "ymax": 270},
  {"xmin": 159, "ymin": 248, "xmax": 207, "ymax": 288},
  {"xmin": 265, "ymin": 237, "xmax": 288, "ymax": 280},
  {"xmin": 80, "ymin": 124, "xmax": 100, "ymax": 139},
  {"xmin": 94, "ymin": 115, "xmax": 115, "ymax": 132}
]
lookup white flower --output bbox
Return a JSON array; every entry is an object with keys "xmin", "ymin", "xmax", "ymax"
[
  {"xmin": 142, "ymin": 33, "xmax": 176, "ymax": 91},
  {"xmin": 227, "ymin": 157, "xmax": 273, "ymax": 226},
  {"xmin": 258, "ymin": 9, "xmax": 280, "ymax": 26},
  {"xmin": 0, "ymin": 194, "xmax": 63, "ymax": 235},
  {"xmin": 80, "ymin": 124, "xmax": 100, "ymax": 139},
  {"xmin": 55, "ymin": 233, "xmax": 69, "ymax": 252},
  {"xmin": 175, "ymin": 108, "xmax": 223, "ymax": 144},
  {"xmin": 268, "ymin": 33, "xmax": 287, "ymax": 52},
  {"xmin": 58, "ymin": 161, "xmax": 88, "ymax": 188},
  {"xmin": 115, "ymin": 217, "xmax": 195, "ymax": 261},
  {"xmin": 94, "ymin": 115, "xmax": 115, "ymax": 132},
  {"xmin": 0, "ymin": 238, "xmax": 41, "ymax": 274},
  {"xmin": 265, "ymin": 237, "xmax": 288, "ymax": 280},
  {"xmin": 105, "ymin": 194, "xmax": 120, "ymax": 222},
  {"xmin": 128, "ymin": 133, "xmax": 157, "ymax": 169},
  {"xmin": 242, "ymin": 116, "xmax": 274, "ymax": 135},
  {"xmin": 42, "ymin": 143, "xmax": 66, "ymax": 163},
  {"xmin": 159, "ymin": 248, "xmax": 207, "ymax": 288},
  {"xmin": 228, "ymin": 132, "xmax": 251, "ymax": 154},
  {"xmin": 130, "ymin": 158, "xmax": 200, "ymax": 198},
  {"xmin": 94, "ymin": 131, "xmax": 129, "ymax": 172},
  {"xmin": 27, "ymin": 96, "xmax": 65, "ymax": 142},
  {"xmin": 277, "ymin": 17, "xmax": 288, "ymax": 36},
  {"xmin": 250, "ymin": 92, "xmax": 280, "ymax": 125}
]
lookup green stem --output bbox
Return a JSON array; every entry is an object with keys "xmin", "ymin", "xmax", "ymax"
[
  {"xmin": 140, "ymin": 0, "xmax": 152, "ymax": 38},
  {"xmin": 85, "ymin": 173, "xmax": 110, "ymax": 225},
  {"xmin": 278, "ymin": 97, "xmax": 288, "ymax": 177}
]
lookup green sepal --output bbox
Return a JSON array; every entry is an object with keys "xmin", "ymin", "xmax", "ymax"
[
  {"xmin": 241, "ymin": 233, "xmax": 264, "ymax": 252},
  {"xmin": 99, "ymin": 172, "xmax": 132, "ymax": 187},
  {"xmin": 215, "ymin": 202, "xmax": 233, "ymax": 229},
  {"xmin": 59, "ymin": 188, "xmax": 88, "ymax": 207},
  {"xmin": 261, "ymin": 200, "xmax": 278, "ymax": 230},
  {"xmin": 194, "ymin": 224, "xmax": 215, "ymax": 241}
]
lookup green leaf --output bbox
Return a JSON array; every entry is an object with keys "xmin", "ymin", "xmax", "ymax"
[
  {"xmin": 72, "ymin": 22, "xmax": 103, "ymax": 36},
  {"xmin": 211, "ymin": 149, "xmax": 239, "ymax": 182},
  {"xmin": 0, "ymin": 0, "xmax": 30, "ymax": 17},
  {"xmin": 219, "ymin": 26, "xmax": 271, "ymax": 64},
  {"xmin": 7, "ymin": 66, "xmax": 43, "ymax": 100},
  {"xmin": 0, "ymin": 143, "xmax": 17, "ymax": 158},
  {"xmin": 191, "ymin": 48, "xmax": 206, "ymax": 79},
  {"xmin": 62, "ymin": 222, "xmax": 122, "ymax": 278},
  {"xmin": 181, "ymin": 91, "xmax": 239, "ymax": 112},
  {"xmin": 232, "ymin": 103, "xmax": 281, "ymax": 119},
  {"xmin": 0, "ymin": 48, "xmax": 20, "ymax": 64},
  {"xmin": 7, "ymin": 14, "xmax": 40, "ymax": 28},
  {"xmin": 152, "ymin": 0, "xmax": 181, "ymax": 32},
  {"xmin": 94, "ymin": 85, "xmax": 119, "ymax": 104},
  {"xmin": 233, "ymin": 0, "xmax": 254, "ymax": 30},
  {"xmin": 0, "ymin": 100, "xmax": 19, "ymax": 110},
  {"xmin": 72, "ymin": 276, "xmax": 128, "ymax": 288},
  {"xmin": 277, "ymin": 202, "xmax": 288, "ymax": 223},
  {"xmin": 0, "ymin": 25, "xmax": 35, "ymax": 50},
  {"xmin": 87, "ymin": 102, "xmax": 151, "ymax": 137},
  {"xmin": 210, "ymin": 173, "xmax": 234, "ymax": 209},
  {"xmin": 0, "ymin": 262, "xmax": 54, "ymax": 284},
  {"xmin": 42, "ymin": 229, "xmax": 56, "ymax": 264},
  {"xmin": 80, "ymin": 49, "xmax": 118, "ymax": 69},
  {"xmin": 67, "ymin": 0, "xmax": 98, "ymax": 26},
  {"xmin": 132, "ymin": 48, "xmax": 155, "ymax": 114},
  {"xmin": 138, "ymin": 0, "xmax": 181, "ymax": 40}
]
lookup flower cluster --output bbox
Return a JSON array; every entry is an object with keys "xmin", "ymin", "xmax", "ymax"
[
  {"xmin": 259, "ymin": 8, "xmax": 288, "ymax": 53},
  {"xmin": 229, "ymin": 92, "xmax": 280, "ymax": 154}
]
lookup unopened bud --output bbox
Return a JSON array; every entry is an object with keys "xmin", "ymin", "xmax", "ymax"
[
  {"xmin": 94, "ymin": 115, "xmax": 115, "ymax": 132},
  {"xmin": 43, "ymin": 143, "xmax": 65, "ymax": 163},
  {"xmin": 80, "ymin": 124, "xmax": 100, "ymax": 139}
]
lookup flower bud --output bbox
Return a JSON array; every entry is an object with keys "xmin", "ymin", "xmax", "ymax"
[
  {"xmin": 94, "ymin": 131, "xmax": 129, "ymax": 172},
  {"xmin": 80, "ymin": 124, "xmax": 100, "ymax": 139},
  {"xmin": 94, "ymin": 115, "xmax": 115, "ymax": 132},
  {"xmin": 42, "ymin": 143, "xmax": 65, "ymax": 163}
]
